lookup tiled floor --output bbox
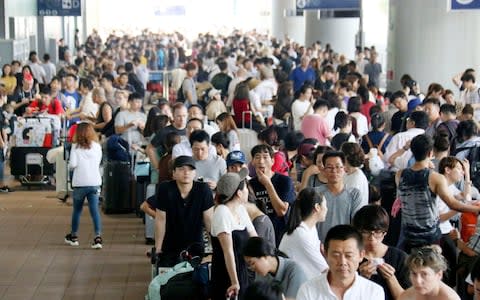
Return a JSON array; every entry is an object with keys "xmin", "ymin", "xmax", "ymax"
[{"xmin": 0, "ymin": 182, "xmax": 150, "ymax": 300}]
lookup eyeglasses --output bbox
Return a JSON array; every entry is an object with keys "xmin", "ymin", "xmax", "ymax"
[
  {"xmin": 324, "ymin": 165, "xmax": 344, "ymax": 172},
  {"xmin": 360, "ymin": 230, "xmax": 386, "ymax": 239}
]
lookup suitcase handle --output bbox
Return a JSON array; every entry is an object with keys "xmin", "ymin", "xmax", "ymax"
[{"xmin": 242, "ymin": 111, "xmax": 252, "ymax": 129}]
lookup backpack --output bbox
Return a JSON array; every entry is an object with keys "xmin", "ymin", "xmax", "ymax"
[
  {"xmin": 436, "ymin": 121, "xmax": 458, "ymax": 153},
  {"xmin": 176, "ymin": 79, "xmax": 187, "ymax": 103},
  {"xmin": 363, "ymin": 133, "xmax": 389, "ymax": 159},
  {"xmin": 454, "ymin": 144, "xmax": 480, "ymax": 190}
]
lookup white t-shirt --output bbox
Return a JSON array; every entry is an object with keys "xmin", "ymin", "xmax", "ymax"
[
  {"xmin": 279, "ymin": 222, "xmax": 328, "ymax": 280},
  {"xmin": 350, "ymin": 112, "xmax": 368, "ymax": 137},
  {"xmin": 297, "ymin": 272, "xmax": 385, "ymax": 300},
  {"xmin": 114, "ymin": 110, "xmax": 147, "ymax": 145},
  {"xmin": 436, "ymin": 184, "xmax": 461, "ymax": 234},
  {"xmin": 69, "ymin": 142, "xmax": 102, "ymax": 187},
  {"xmin": 211, "ymin": 204, "xmax": 255, "ymax": 236},
  {"xmin": 292, "ymin": 99, "xmax": 313, "ymax": 130},
  {"xmin": 344, "ymin": 168, "xmax": 369, "ymax": 208}
]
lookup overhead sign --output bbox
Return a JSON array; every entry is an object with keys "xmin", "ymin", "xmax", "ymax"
[
  {"xmin": 296, "ymin": 0, "xmax": 360, "ymax": 10},
  {"xmin": 449, "ymin": 0, "xmax": 480, "ymax": 10},
  {"xmin": 153, "ymin": 6, "xmax": 186, "ymax": 16},
  {"xmin": 37, "ymin": 0, "xmax": 81, "ymax": 16}
]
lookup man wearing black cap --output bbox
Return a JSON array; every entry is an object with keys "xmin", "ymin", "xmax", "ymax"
[{"xmin": 153, "ymin": 155, "xmax": 214, "ymax": 266}]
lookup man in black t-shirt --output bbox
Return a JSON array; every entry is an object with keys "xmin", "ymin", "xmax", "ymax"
[
  {"xmin": 249, "ymin": 145, "xmax": 295, "ymax": 246},
  {"xmin": 153, "ymin": 156, "xmax": 214, "ymax": 266},
  {"xmin": 390, "ymin": 91, "xmax": 409, "ymax": 135}
]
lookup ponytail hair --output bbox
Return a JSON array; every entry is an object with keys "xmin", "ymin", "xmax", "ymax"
[{"xmin": 286, "ymin": 188, "xmax": 325, "ymax": 235}]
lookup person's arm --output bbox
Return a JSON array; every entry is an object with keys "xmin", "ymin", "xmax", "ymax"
[
  {"xmin": 378, "ymin": 263, "xmax": 405, "ymax": 299},
  {"xmin": 452, "ymin": 72, "xmax": 463, "ymax": 88},
  {"xmin": 140, "ymin": 201, "xmax": 156, "ymax": 218},
  {"xmin": 388, "ymin": 144, "xmax": 410, "ymax": 166},
  {"xmin": 94, "ymin": 104, "xmax": 112, "ymax": 130},
  {"xmin": 69, "ymin": 145, "xmax": 78, "ymax": 169},
  {"xmin": 154, "ymin": 209, "xmax": 166, "ymax": 253},
  {"xmin": 217, "ymin": 232, "xmax": 240, "ymax": 297},
  {"xmin": 298, "ymin": 164, "xmax": 319, "ymax": 192},
  {"xmin": 146, "ymin": 143, "xmax": 159, "ymax": 170},
  {"xmin": 431, "ymin": 172, "xmax": 480, "ymax": 213},
  {"xmin": 257, "ymin": 171, "xmax": 290, "ymax": 217},
  {"xmin": 203, "ymin": 207, "xmax": 213, "ymax": 235}
]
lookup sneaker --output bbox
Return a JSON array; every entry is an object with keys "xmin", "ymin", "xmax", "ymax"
[
  {"xmin": 0, "ymin": 186, "xmax": 12, "ymax": 193},
  {"xmin": 91, "ymin": 236, "xmax": 103, "ymax": 249},
  {"xmin": 64, "ymin": 233, "xmax": 79, "ymax": 246}
]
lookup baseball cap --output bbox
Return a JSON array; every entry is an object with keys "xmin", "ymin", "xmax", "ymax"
[
  {"xmin": 226, "ymin": 150, "xmax": 246, "ymax": 167},
  {"xmin": 208, "ymin": 88, "xmax": 221, "ymax": 99},
  {"xmin": 173, "ymin": 156, "xmax": 196, "ymax": 169},
  {"xmin": 216, "ymin": 168, "xmax": 248, "ymax": 200},
  {"xmin": 298, "ymin": 143, "xmax": 316, "ymax": 157},
  {"xmin": 407, "ymin": 98, "xmax": 422, "ymax": 112}
]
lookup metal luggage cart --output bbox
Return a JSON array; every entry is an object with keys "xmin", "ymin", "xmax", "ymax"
[{"xmin": 19, "ymin": 152, "xmax": 49, "ymax": 186}]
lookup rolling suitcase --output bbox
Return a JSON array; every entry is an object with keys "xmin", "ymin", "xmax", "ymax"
[
  {"xmin": 238, "ymin": 111, "xmax": 258, "ymax": 161},
  {"xmin": 102, "ymin": 160, "xmax": 133, "ymax": 214}
]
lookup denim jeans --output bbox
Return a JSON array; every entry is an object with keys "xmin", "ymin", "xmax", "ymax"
[{"xmin": 71, "ymin": 186, "xmax": 102, "ymax": 236}]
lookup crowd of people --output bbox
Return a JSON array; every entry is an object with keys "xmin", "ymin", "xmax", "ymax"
[{"xmin": 1, "ymin": 28, "xmax": 480, "ymax": 299}]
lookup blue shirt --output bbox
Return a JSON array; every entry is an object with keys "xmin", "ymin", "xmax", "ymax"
[{"xmin": 289, "ymin": 66, "xmax": 316, "ymax": 93}]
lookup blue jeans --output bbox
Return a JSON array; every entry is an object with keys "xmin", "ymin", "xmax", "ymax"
[{"xmin": 71, "ymin": 186, "xmax": 102, "ymax": 236}]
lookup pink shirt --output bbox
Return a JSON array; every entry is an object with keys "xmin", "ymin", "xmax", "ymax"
[{"xmin": 301, "ymin": 114, "xmax": 331, "ymax": 145}]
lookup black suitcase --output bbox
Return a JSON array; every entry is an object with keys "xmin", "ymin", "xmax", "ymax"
[{"xmin": 102, "ymin": 160, "xmax": 133, "ymax": 214}]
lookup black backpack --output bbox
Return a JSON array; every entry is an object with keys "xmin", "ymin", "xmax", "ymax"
[
  {"xmin": 176, "ymin": 79, "xmax": 186, "ymax": 103},
  {"xmin": 454, "ymin": 144, "xmax": 480, "ymax": 190}
]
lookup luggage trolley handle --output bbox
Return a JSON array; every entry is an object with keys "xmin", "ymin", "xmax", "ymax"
[
  {"xmin": 162, "ymin": 70, "xmax": 171, "ymax": 100},
  {"xmin": 242, "ymin": 111, "xmax": 253, "ymax": 129}
]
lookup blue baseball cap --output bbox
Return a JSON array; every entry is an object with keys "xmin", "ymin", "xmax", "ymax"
[{"xmin": 226, "ymin": 150, "xmax": 246, "ymax": 167}]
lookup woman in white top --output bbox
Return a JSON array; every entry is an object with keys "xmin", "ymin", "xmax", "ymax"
[
  {"xmin": 291, "ymin": 84, "xmax": 314, "ymax": 131},
  {"xmin": 64, "ymin": 122, "xmax": 103, "ymax": 249},
  {"xmin": 278, "ymin": 187, "xmax": 328, "ymax": 280},
  {"xmin": 216, "ymin": 112, "xmax": 241, "ymax": 152},
  {"xmin": 347, "ymin": 96, "xmax": 368, "ymax": 138},
  {"xmin": 341, "ymin": 142, "xmax": 369, "ymax": 208},
  {"xmin": 210, "ymin": 168, "xmax": 257, "ymax": 299}
]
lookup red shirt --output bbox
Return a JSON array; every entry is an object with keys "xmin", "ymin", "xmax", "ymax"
[{"xmin": 360, "ymin": 101, "xmax": 376, "ymax": 125}]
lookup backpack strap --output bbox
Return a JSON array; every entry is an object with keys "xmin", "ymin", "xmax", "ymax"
[
  {"xmin": 377, "ymin": 133, "xmax": 389, "ymax": 153},
  {"xmin": 364, "ymin": 134, "xmax": 374, "ymax": 149}
]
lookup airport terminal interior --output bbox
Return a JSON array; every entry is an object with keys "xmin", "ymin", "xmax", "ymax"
[{"xmin": 1, "ymin": 0, "xmax": 480, "ymax": 299}]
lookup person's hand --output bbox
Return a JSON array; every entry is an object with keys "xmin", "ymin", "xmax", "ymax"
[
  {"xmin": 206, "ymin": 180, "xmax": 217, "ymax": 190},
  {"xmin": 449, "ymin": 228, "xmax": 460, "ymax": 241},
  {"xmin": 303, "ymin": 164, "xmax": 320, "ymax": 177},
  {"xmin": 378, "ymin": 262, "xmax": 396, "ymax": 281},
  {"xmin": 256, "ymin": 168, "xmax": 271, "ymax": 187},
  {"xmin": 22, "ymin": 98, "xmax": 30, "ymax": 104},
  {"xmin": 129, "ymin": 121, "xmax": 137, "ymax": 128},
  {"xmin": 226, "ymin": 283, "xmax": 240, "ymax": 299},
  {"xmin": 358, "ymin": 260, "xmax": 377, "ymax": 279}
]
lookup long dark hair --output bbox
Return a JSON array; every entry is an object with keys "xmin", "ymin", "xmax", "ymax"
[{"xmin": 286, "ymin": 188, "xmax": 324, "ymax": 235}]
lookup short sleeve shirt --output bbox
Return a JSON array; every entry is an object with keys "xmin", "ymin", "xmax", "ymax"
[
  {"xmin": 249, "ymin": 173, "xmax": 296, "ymax": 244},
  {"xmin": 211, "ymin": 204, "xmax": 254, "ymax": 236},
  {"xmin": 154, "ymin": 180, "xmax": 214, "ymax": 254}
]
